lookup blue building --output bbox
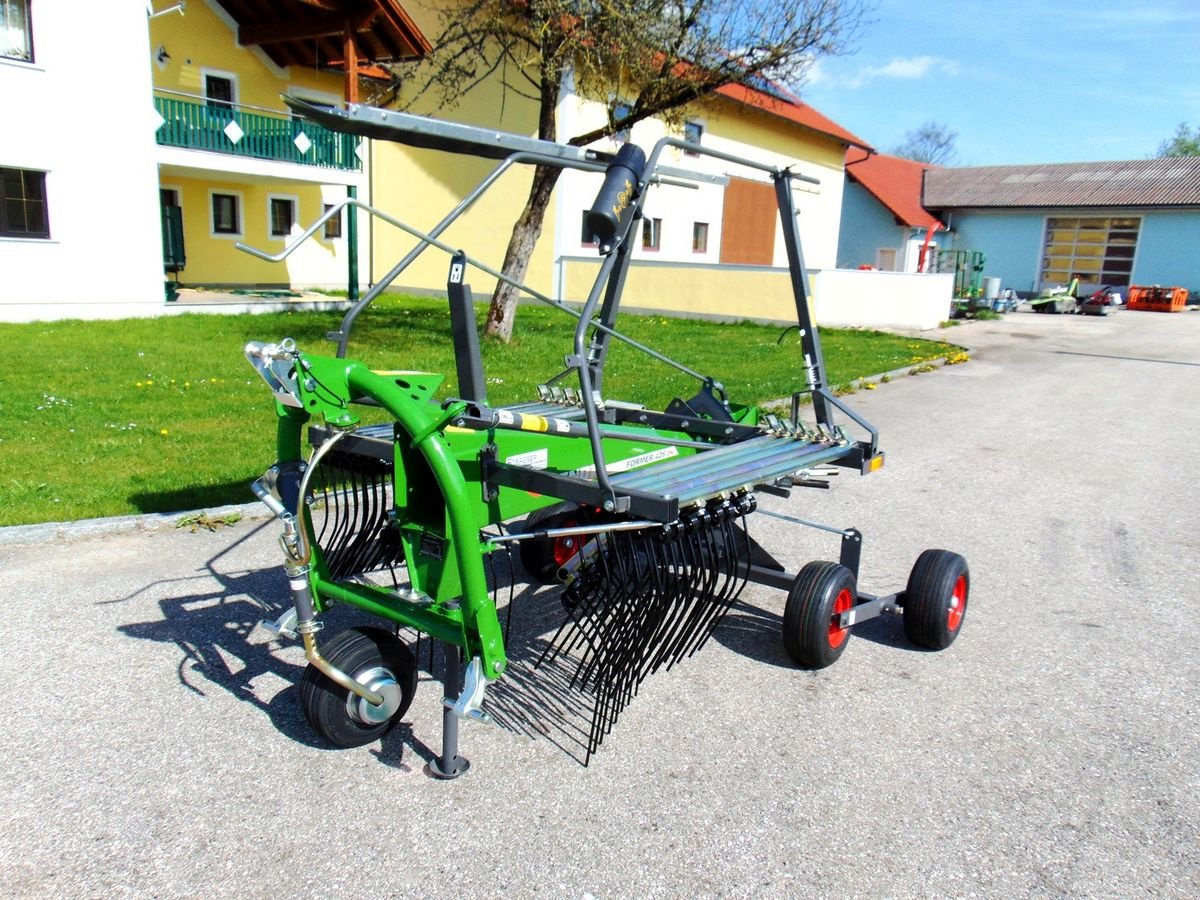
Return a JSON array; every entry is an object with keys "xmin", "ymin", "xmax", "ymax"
[
  {"xmin": 922, "ymin": 159, "xmax": 1200, "ymax": 297},
  {"xmin": 838, "ymin": 151, "xmax": 944, "ymax": 272}
]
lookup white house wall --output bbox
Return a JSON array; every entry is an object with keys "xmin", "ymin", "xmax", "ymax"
[
  {"xmin": 552, "ymin": 84, "xmax": 845, "ymax": 301},
  {"xmin": 0, "ymin": 0, "xmax": 163, "ymax": 321}
]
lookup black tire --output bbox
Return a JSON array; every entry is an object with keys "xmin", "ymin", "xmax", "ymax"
[
  {"xmin": 783, "ymin": 561, "xmax": 858, "ymax": 669},
  {"xmin": 518, "ymin": 503, "xmax": 587, "ymax": 583},
  {"xmin": 903, "ymin": 549, "xmax": 969, "ymax": 650},
  {"xmin": 298, "ymin": 626, "xmax": 417, "ymax": 748}
]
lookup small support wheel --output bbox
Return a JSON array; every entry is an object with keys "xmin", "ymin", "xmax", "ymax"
[
  {"xmin": 519, "ymin": 503, "xmax": 588, "ymax": 583},
  {"xmin": 903, "ymin": 549, "xmax": 969, "ymax": 650},
  {"xmin": 783, "ymin": 561, "xmax": 858, "ymax": 669},
  {"xmin": 298, "ymin": 626, "xmax": 418, "ymax": 748}
]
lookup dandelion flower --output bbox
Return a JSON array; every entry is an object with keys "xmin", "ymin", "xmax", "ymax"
[{"xmin": 160, "ymin": 428, "xmax": 169, "ymax": 436}]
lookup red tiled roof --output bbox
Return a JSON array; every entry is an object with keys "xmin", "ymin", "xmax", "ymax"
[
  {"xmin": 845, "ymin": 151, "xmax": 942, "ymax": 229},
  {"xmin": 716, "ymin": 82, "xmax": 871, "ymax": 151},
  {"xmin": 923, "ymin": 158, "xmax": 1200, "ymax": 208}
]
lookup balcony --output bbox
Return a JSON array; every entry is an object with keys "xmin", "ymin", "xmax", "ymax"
[{"xmin": 154, "ymin": 92, "xmax": 361, "ymax": 173}]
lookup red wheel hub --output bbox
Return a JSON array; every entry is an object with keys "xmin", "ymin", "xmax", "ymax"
[
  {"xmin": 947, "ymin": 574, "xmax": 967, "ymax": 632},
  {"xmin": 828, "ymin": 588, "xmax": 854, "ymax": 648},
  {"xmin": 552, "ymin": 519, "xmax": 580, "ymax": 566}
]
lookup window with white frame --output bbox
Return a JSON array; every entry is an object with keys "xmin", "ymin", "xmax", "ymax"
[
  {"xmin": 692, "ymin": 222, "xmax": 709, "ymax": 253},
  {"xmin": 683, "ymin": 121, "xmax": 704, "ymax": 156},
  {"xmin": 210, "ymin": 191, "xmax": 241, "ymax": 236},
  {"xmin": 642, "ymin": 217, "xmax": 662, "ymax": 251},
  {"xmin": 269, "ymin": 195, "xmax": 297, "ymax": 237},
  {"xmin": 1, "ymin": 167, "xmax": 49, "ymax": 238},
  {"xmin": 323, "ymin": 203, "xmax": 342, "ymax": 239},
  {"xmin": 1, "ymin": 0, "xmax": 33, "ymax": 63},
  {"xmin": 203, "ymin": 71, "xmax": 237, "ymax": 113}
]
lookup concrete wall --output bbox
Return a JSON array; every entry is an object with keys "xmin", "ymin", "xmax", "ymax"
[
  {"xmin": 812, "ymin": 270, "xmax": 954, "ymax": 331},
  {"xmin": 0, "ymin": 0, "xmax": 164, "ymax": 321},
  {"xmin": 559, "ymin": 256, "xmax": 953, "ymax": 331}
]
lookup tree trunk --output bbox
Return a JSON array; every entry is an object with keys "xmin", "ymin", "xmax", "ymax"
[
  {"xmin": 482, "ymin": 164, "xmax": 562, "ymax": 342},
  {"xmin": 483, "ymin": 54, "xmax": 562, "ymax": 343}
]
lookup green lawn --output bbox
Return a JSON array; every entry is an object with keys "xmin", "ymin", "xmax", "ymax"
[{"xmin": 0, "ymin": 295, "xmax": 960, "ymax": 526}]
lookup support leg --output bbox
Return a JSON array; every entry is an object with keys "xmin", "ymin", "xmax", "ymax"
[{"xmin": 428, "ymin": 642, "xmax": 470, "ymax": 779}]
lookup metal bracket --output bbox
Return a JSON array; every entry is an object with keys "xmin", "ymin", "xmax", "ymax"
[
  {"xmin": 260, "ymin": 607, "xmax": 299, "ymax": 640},
  {"xmin": 443, "ymin": 656, "xmax": 494, "ymax": 725}
]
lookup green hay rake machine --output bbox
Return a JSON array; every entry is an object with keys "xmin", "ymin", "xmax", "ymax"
[{"xmin": 240, "ymin": 98, "xmax": 969, "ymax": 775}]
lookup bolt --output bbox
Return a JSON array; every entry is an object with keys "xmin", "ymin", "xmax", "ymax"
[
  {"xmin": 492, "ymin": 660, "xmax": 503, "ymax": 673},
  {"xmin": 603, "ymin": 499, "xmax": 615, "ymax": 512},
  {"xmin": 304, "ymin": 378, "xmax": 316, "ymax": 391}
]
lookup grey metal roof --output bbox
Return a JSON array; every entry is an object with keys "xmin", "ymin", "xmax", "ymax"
[{"xmin": 923, "ymin": 157, "xmax": 1200, "ymax": 209}]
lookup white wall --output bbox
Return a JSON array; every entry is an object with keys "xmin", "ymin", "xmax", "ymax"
[
  {"xmin": 552, "ymin": 79, "xmax": 845, "ymax": 296},
  {"xmin": 0, "ymin": 0, "xmax": 164, "ymax": 321},
  {"xmin": 813, "ymin": 270, "xmax": 954, "ymax": 331}
]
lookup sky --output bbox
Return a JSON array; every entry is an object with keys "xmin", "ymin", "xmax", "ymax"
[{"xmin": 795, "ymin": 0, "xmax": 1200, "ymax": 166}]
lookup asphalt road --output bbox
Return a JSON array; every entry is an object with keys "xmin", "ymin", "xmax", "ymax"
[{"xmin": 1, "ymin": 309, "xmax": 1197, "ymax": 897}]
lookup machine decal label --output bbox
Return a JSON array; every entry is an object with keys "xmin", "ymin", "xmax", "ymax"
[
  {"xmin": 571, "ymin": 446, "xmax": 678, "ymax": 478},
  {"xmin": 506, "ymin": 448, "xmax": 549, "ymax": 470}
]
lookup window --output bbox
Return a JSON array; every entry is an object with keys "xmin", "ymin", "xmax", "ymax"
[
  {"xmin": 683, "ymin": 121, "xmax": 704, "ymax": 156},
  {"xmin": 692, "ymin": 222, "xmax": 709, "ymax": 253},
  {"xmin": 204, "ymin": 73, "xmax": 235, "ymax": 113},
  {"xmin": 269, "ymin": 196, "xmax": 296, "ymax": 237},
  {"xmin": 211, "ymin": 192, "xmax": 240, "ymax": 235},
  {"xmin": 323, "ymin": 204, "xmax": 342, "ymax": 239},
  {"xmin": 1, "ymin": 0, "xmax": 33, "ymax": 63},
  {"xmin": 1, "ymin": 167, "xmax": 49, "ymax": 238},
  {"xmin": 580, "ymin": 210, "xmax": 597, "ymax": 247},
  {"xmin": 613, "ymin": 101, "xmax": 633, "ymax": 143},
  {"xmin": 642, "ymin": 217, "xmax": 662, "ymax": 251},
  {"xmin": 875, "ymin": 248, "xmax": 898, "ymax": 271},
  {"xmin": 1040, "ymin": 216, "xmax": 1140, "ymax": 288}
]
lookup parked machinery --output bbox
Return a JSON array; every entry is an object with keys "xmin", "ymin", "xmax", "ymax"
[{"xmin": 240, "ymin": 99, "xmax": 970, "ymax": 774}]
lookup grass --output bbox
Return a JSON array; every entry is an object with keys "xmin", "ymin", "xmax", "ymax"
[{"xmin": 0, "ymin": 294, "xmax": 960, "ymax": 526}]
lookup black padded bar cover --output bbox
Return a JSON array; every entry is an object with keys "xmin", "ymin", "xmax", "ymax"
[
  {"xmin": 447, "ymin": 252, "xmax": 487, "ymax": 403},
  {"xmin": 585, "ymin": 143, "xmax": 647, "ymax": 251}
]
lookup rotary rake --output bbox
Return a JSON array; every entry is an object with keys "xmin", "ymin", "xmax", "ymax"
[{"xmin": 239, "ymin": 98, "xmax": 970, "ymax": 774}]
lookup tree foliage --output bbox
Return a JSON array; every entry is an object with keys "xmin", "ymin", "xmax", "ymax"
[
  {"xmin": 1156, "ymin": 123, "xmax": 1200, "ymax": 157},
  {"xmin": 891, "ymin": 120, "xmax": 957, "ymax": 165},
  {"xmin": 401, "ymin": 0, "xmax": 872, "ymax": 341}
]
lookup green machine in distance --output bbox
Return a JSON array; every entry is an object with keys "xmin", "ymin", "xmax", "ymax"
[{"xmin": 241, "ymin": 98, "xmax": 970, "ymax": 776}]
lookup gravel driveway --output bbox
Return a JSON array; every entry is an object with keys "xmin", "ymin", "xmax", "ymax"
[{"xmin": 1, "ymin": 309, "xmax": 1197, "ymax": 897}]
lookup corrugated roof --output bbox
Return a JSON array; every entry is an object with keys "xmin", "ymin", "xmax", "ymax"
[
  {"xmin": 716, "ymin": 82, "xmax": 872, "ymax": 151},
  {"xmin": 924, "ymin": 157, "xmax": 1200, "ymax": 209},
  {"xmin": 845, "ymin": 151, "xmax": 942, "ymax": 229}
]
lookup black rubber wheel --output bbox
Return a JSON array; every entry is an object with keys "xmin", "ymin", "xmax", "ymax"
[
  {"xmin": 518, "ymin": 503, "xmax": 587, "ymax": 583},
  {"xmin": 783, "ymin": 561, "xmax": 858, "ymax": 669},
  {"xmin": 298, "ymin": 626, "xmax": 417, "ymax": 748},
  {"xmin": 903, "ymin": 549, "xmax": 970, "ymax": 650}
]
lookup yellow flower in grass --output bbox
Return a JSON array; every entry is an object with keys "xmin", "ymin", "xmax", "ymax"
[{"xmin": 160, "ymin": 428, "xmax": 169, "ymax": 436}]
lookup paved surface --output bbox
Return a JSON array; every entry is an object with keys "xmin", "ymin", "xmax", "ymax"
[{"xmin": 2, "ymin": 309, "xmax": 1198, "ymax": 897}]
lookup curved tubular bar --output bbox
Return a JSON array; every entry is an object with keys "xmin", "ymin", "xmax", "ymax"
[{"xmin": 345, "ymin": 365, "xmax": 506, "ymax": 676}]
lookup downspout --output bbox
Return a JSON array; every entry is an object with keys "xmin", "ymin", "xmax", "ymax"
[{"xmin": 918, "ymin": 221, "xmax": 941, "ymax": 272}]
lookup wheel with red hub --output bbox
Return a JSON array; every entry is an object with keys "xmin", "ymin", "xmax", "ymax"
[
  {"xmin": 518, "ymin": 503, "xmax": 588, "ymax": 583},
  {"xmin": 783, "ymin": 561, "xmax": 858, "ymax": 669},
  {"xmin": 903, "ymin": 549, "xmax": 970, "ymax": 650}
]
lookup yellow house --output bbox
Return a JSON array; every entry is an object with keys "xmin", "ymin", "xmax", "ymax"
[{"xmin": 148, "ymin": 0, "xmax": 429, "ymax": 295}]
